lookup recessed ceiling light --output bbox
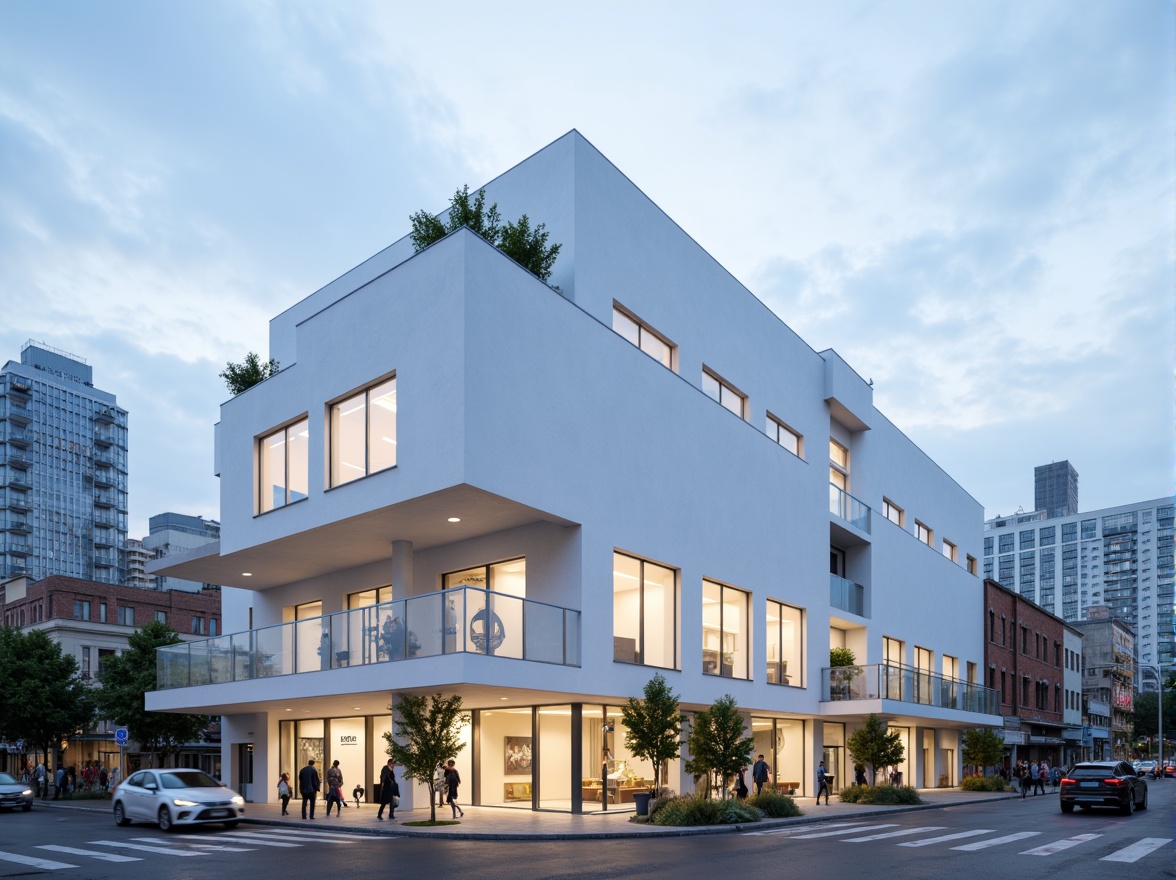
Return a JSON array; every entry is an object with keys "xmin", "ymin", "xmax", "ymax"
[
  {"xmin": 353, "ymin": 707, "xmax": 362, "ymax": 711},
  {"xmin": 501, "ymin": 697, "xmax": 509, "ymax": 701},
  {"xmin": 285, "ymin": 709, "xmax": 291, "ymax": 712},
  {"xmin": 242, "ymin": 572, "xmax": 252, "ymax": 577},
  {"xmin": 447, "ymin": 517, "xmax": 461, "ymax": 523}
]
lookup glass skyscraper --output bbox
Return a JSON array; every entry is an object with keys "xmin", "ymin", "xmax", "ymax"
[{"xmin": 1, "ymin": 341, "xmax": 128, "ymax": 583}]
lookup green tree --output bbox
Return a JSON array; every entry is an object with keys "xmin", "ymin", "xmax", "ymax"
[
  {"xmin": 684, "ymin": 694, "xmax": 754, "ymax": 799},
  {"xmin": 382, "ymin": 693, "xmax": 469, "ymax": 823},
  {"xmin": 961, "ymin": 728, "xmax": 1006, "ymax": 774},
  {"xmin": 1132, "ymin": 690, "xmax": 1176, "ymax": 756},
  {"xmin": 220, "ymin": 352, "xmax": 280, "ymax": 396},
  {"xmin": 95, "ymin": 621, "xmax": 210, "ymax": 766},
  {"xmin": 847, "ymin": 714, "xmax": 905, "ymax": 786},
  {"xmin": 620, "ymin": 673, "xmax": 685, "ymax": 794},
  {"xmin": 0, "ymin": 628, "xmax": 96, "ymax": 773},
  {"xmin": 409, "ymin": 185, "xmax": 561, "ymax": 282}
]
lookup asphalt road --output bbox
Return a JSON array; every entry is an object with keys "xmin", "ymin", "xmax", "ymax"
[{"xmin": 0, "ymin": 783, "xmax": 1171, "ymax": 880}]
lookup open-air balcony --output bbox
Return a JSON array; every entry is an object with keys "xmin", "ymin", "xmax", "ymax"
[
  {"xmin": 155, "ymin": 585, "xmax": 581, "ymax": 690},
  {"xmin": 829, "ymin": 573, "xmax": 865, "ymax": 616},
  {"xmin": 821, "ymin": 662, "xmax": 999, "ymax": 716},
  {"xmin": 829, "ymin": 484, "xmax": 871, "ymax": 533}
]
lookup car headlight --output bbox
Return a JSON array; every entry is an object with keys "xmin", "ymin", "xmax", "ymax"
[
  {"xmin": 230, "ymin": 795, "xmax": 245, "ymax": 805},
  {"xmin": 21, "ymin": 789, "xmax": 32, "ymax": 797},
  {"xmin": 172, "ymin": 798, "xmax": 200, "ymax": 807}
]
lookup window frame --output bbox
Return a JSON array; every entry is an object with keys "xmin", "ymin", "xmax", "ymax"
[
  {"xmin": 882, "ymin": 498, "xmax": 904, "ymax": 527},
  {"xmin": 612, "ymin": 552, "xmax": 679, "ymax": 670},
  {"xmin": 915, "ymin": 520, "xmax": 933, "ymax": 547},
  {"xmin": 942, "ymin": 539, "xmax": 958, "ymax": 563},
  {"xmin": 612, "ymin": 303, "xmax": 676, "ymax": 370},
  {"xmin": 765, "ymin": 413, "xmax": 803, "ymax": 457},
  {"xmin": 701, "ymin": 367, "xmax": 747, "ymax": 419},
  {"xmin": 702, "ymin": 579, "xmax": 750, "ymax": 680},
  {"xmin": 765, "ymin": 598, "xmax": 803, "ymax": 687},
  {"xmin": 117, "ymin": 606, "xmax": 134, "ymax": 627},
  {"xmin": 329, "ymin": 375, "xmax": 397, "ymax": 488},
  {"xmin": 257, "ymin": 415, "xmax": 309, "ymax": 514}
]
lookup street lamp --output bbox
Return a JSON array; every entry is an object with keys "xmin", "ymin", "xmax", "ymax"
[{"xmin": 1141, "ymin": 665, "xmax": 1164, "ymax": 779}]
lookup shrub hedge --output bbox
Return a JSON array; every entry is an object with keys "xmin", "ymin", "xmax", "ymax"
[
  {"xmin": 837, "ymin": 783, "xmax": 923, "ymax": 805},
  {"xmin": 747, "ymin": 791, "xmax": 803, "ymax": 818},
  {"xmin": 650, "ymin": 794, "xmax": 761, "ymax": 826},
  {"xmin": 961, "ymin": 775, "xmax": 1009, "ymax": 792}
]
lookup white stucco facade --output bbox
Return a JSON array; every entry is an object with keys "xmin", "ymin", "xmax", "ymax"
[{"xmin": 149, "ymin": 131, "xmax": 999, "ymax": 810}]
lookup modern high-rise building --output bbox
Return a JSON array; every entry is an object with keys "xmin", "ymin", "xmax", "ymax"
[
  {"xmin": 148, "ymin": 131, "xmax": 1001, "ymax": 810},
  {"xmin": 1035, "ymin": 461, "xmax": 1079, "ymax": 518},
  {"xmin": 123, "ymin": 538, "xmax": 151, "ymax": 588},
  {"xmin": 984, "ymin": 469, "xmax": 1173, "ymax": 674},
  {"xmin": 141, "ymin": 513, "xmax": 221, "ymax": 592},
  {"xmin": 0, "ymin": 341, "xmax": 129, "ymax": 584}
]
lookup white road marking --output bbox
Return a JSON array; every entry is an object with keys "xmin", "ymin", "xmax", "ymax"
[
  {"xmin": 746, "ymin": 822, "xmax": 874, "ymax": 836},
  {"xmin": 1100, "ymin": 838, "xmax": 1174, "ymax": 863},
  {"xmin": 845, "ymin": 826, "xmax": 946, "ymax": 842},
  {"xmin": 220, "ymin": 830, "xmax": 351, "ymax": 844},
  {"xmin": 130, "ymin": 836, "xmax": 256, "ymax": 851},
  {"xmin": 260, "ymin": 828, "xmax": 378, "ymax": 840},
  {"xmin": 38, "ymin": 844, "xmax": 141, "ymax": 862},
  {"xmin": 210, "ymin": 832, "xmax": 303, "ymax": 847},
  {"xmin": 899, "ymin": 829, "xmax": 995, "ymax": 847},
  {"xmin": 792, "ymin": 824, "xmax": 899, "ymax": 839},
  {"xmin": 0, "ymin": 850, "xmax": 76, "ymax": 870},
  {"xmin": 952, "ymin": 831, "xmax": 1041, "ymax": 851},
  {"xmin": 1020, "ymin": 833, "xmax": 1102, "ymax": 855},
  {"xmin": 87, "ymin": 839, "xmax": 208, "ymax": 856}
]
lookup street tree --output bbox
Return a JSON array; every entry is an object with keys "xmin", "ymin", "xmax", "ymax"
[
  {"xmin": 685, "ymin": 694, "xmax": 754, "ymax": 799},
  {"xmin": 0, "ymin": 627, "xmax": 96, "ymax": 770},
  {"xmin": 410, "ymin": 185, "xmax": 562, "ymax": 282},
  {"xmin": 220, "ymin": 352, "xmax": 280, "ymax": 395},
  {"xmin": 620, "ymin": 673, "xmax": 685, "ymax": 794},
  {"xmin": 961, "ymin": 728, "xmax": 1006, "ymax": 775},
  {"xmin": 95, "ymin": 621, "xmax": 210, "ymax": 766},
  {"xmin": 383, "ymin": 693, "xmax": 469, "ymax": 823},
  {"xmin": 1132, "ymin": 690, "xmax": 1176, "ymax": 755},
  {"xmin": 847, "ymin": 714, "xmax": 905, "ymax": 785}
]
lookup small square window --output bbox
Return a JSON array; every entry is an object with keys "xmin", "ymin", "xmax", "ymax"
[
  {"xmin": 942, "ymin": 539, "xmax": 958, "ymax": 563},
  {"xmin": 916, "ymin": 521, "xmax": 933, "ymax": 546},
  {"xmin": 702, "ymin": 368, "xmax": 746, "ymax": 418},
  {"xmin": 766, "ymin": 414, "xmax": 802, "ymax": 457},
  {"xmin": 882, "ymin": 499, "xmax": 904, "ymax": 527}
]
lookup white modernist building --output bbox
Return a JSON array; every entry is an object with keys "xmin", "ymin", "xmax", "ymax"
[{"xmin": 149, "ymin": 132, "xmax": 1000, "ymax": 811}]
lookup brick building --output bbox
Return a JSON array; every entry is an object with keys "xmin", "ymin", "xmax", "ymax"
[
  {"xmin": 984, "ymin": 578, "xmax": 1082, "ymax": 768},
  {"xmin": 0, "ymin": 575, "xmax": 222, "ymax": 778}
]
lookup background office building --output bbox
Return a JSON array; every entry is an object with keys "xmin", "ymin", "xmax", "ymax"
[
  {"xmin": 149, "ymin": 131, "xmax": 1001, "ymax": 810},
  {"xmin": 1035, "ymin": 461, "xmax": 1079, "ymax": 518},
  {"xmin": 984, "ymin": 470, "xmax": 1173, "ymax": 675},
  {"xmin": 141, "ymin": 513, "xmax": 221, "ymax": 592},
  {"xmin": 0, "ymin": 341, "xmax": 129, "ymax": 584}
]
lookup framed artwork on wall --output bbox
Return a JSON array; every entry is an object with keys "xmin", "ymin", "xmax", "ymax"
[{"xmin": 504, "ymin": 736, "xmax": 532, "ymax": 774}]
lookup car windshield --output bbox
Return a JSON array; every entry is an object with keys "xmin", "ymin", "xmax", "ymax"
[
  {"xmin": 159, "ymin": 771, "xmax": 222, "ymax": 789},
  {"xmin": 0, "ymin": 773, "xmax": 16, "ymax": 784}
]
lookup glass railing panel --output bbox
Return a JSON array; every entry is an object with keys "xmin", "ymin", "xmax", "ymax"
[
  {"xmin": 157, "ymin": 643, "xmax": 190, "ymax": 689},
  {"xmin": 489, "ymin": 592, "xmax": 523, "ymax": 659},
  {"xmin": 189, "ymin": 639, "xmax": 211, "ymax": 686},
  {"xmin": 231, "ymin": 632, "xmax": 252, "ymax": 681},
  {"xmin": 407, "ymin": 591, "xmax": 444, "ymax": 658},
  {"xmin": 370, "ymin": 599, "xmax": 409, "ymax": 661},
  {"xmin": 207, "ymin": 635, "xmax": 233, "ymax": 685},
  {"xmin": 523, "ymin": 600, "xmax": 566, "ymax": 664},
  {"xmin": 829, "ymin": 574, "xmax": 865, "ymax": 616},
  {"xmin": 565, "ymin": 609, "xmax": 580, "ymax": 666},
  {"xmin": 254, "ymin": 623, "xmax": 288, "ymax": 678},
  {"xmin": 294, "ymin": 617, "xmax": 327, "ymax": 673}
]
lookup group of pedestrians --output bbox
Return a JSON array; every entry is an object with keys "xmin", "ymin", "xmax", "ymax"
[
  {"xmin": 1014, "ymin": 758, "xmax": 1052, "ymax": 798},
  {"xmin": 290, "ymin": 756, "xmax": 464, "ymax": 822}
]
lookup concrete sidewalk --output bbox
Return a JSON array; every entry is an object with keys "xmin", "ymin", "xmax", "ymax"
[{"xmin": 43, "ymin": 788, "xmax": 1028, "ymax": 840}]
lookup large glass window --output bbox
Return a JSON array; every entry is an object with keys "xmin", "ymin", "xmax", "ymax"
[
  {"xmin": 612, "ymin": 553, "xmax": 677, "ymax": 669},
  {"xmin": 702, "ymin": 580, "xmax": 748, "ymax": 679},
  {"xmin": 330, "ymin": 377, "xmax": 397, "ymax": 487},
  {"xmin": 829, "ymin": 439, "xmax": 849, "ymax": 491},
  {"xmin": 702, "ymin": 369, "xmax": 745, "ymax": 418},
  {"xmin": 766, "ymin": 600, "xmax": 802, "ymax": 686},
  {"xmin": 613, "ymin": 305, "xmax": 674, "ymax": 369},
  {"xmin": 443, "ymin": 559, "xmax": 526, "ymax": 597},
  {"xmin": 258, "ymin": 417, "xmax": 309, "ymax": 513}
]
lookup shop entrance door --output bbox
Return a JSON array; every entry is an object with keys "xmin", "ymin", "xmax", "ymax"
[{"xmin": 237, "ymin": 743, "xmax": 254, "ymax": 802}]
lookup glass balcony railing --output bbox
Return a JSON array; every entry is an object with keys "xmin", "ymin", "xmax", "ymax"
[
  {"xmin": 155, "ymin": 586, "xmax": 581, "ymax": 690},
  {"xmin": 829, "ymin": 484, "xmax": 871, "ymax": 533},
  {"xmin": 821, "ymin": 663, "xmax": 999, "ymax": 715},
  {"xmin": 829, "ymin": 573, "xmax": 865, "ymax": 616}
]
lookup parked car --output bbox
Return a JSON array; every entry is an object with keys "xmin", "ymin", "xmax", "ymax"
[
  {"xmin": 1134, "ymin": 760, "xmax": 1156, "ymax": 777},
  {"xmin": 112, "ymin": 769, "xmax": 244, "ymax": 830},
  {"xmin": 1060, "ymin": 760, "xmax": 1147, "ymax": 815},
  {"xmin": 0, "ymin": 773, "xmax": 33, "ymax": 812}
]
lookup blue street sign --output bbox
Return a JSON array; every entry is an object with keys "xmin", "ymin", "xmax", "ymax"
[{"xmin": 114, "ymin": 728, "xmax": 129, "ymax": 746}]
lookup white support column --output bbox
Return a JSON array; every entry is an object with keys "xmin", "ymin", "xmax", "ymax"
[{"xmin": 390, "ymin": 541, "xmax": 414, "ymax": 597}]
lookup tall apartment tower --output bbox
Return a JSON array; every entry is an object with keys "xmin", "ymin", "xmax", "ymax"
[
  {"xmin": 141, "ymin": 512, "xmax": 220, "ymax": 592},
  {"xmin": 0, "ymin": 341, "xmax": 129, "ymax": 583},
  {"xmin": 1035, "ymin": 461, "xmax": 1079, "ymax": 518}
]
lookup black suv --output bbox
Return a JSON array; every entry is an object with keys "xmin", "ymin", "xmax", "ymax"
[{"xmin": 1060, "ymin": 761, "xmax": 1148, "ymax": 815}]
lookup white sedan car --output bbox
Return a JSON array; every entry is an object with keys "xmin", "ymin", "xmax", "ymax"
[{"xmin": 112, "ymin": 769, "xmax": 244, "ymax": 830}]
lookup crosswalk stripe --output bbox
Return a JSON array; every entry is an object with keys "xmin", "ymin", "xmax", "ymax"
[
  {"xmin": 1020, "ymin": 833, "xmax": 1102, "ymax": 855},
  {"xmin": 952, "ymin": 831, "xmax": 1040, "ymax": 851},
  {"xmin": 792, "ymin": 824, "xmax": 899, "ymax": 839},
  {"xmin": 261, "ymin": 828, "xmax": 377, "ymax": 840},
  {"xmin": 845, "ymin": 826, "xmax": 946, "ymax": 842},
  {"xmin": 130, "ymin": 836, "xmax": 256, "ymax": 852},
  {"xmin": 899, "ymin": 829, "xmax": 994, "ymax": 847},
  {"xmin": 88, "ymin": 839, "xmax": 208, "ymax": 856},
  {"xmin": 1101, "ymin": 838, "xmax": 1174, "ymax": 863},
  {"xmin": 221, "ymin": 830, "xmax": 349, "ymax": 844},
  {"xmin": 0, "ymin": 850, "xmax": 77, "ymax": 870},
  {"xmin": 38, "ymin": 844, "xmax": 142, "ymax": 862},
  {"xmin": 210, "ymin": 832, "xmax": 302, "ymax": 847}
]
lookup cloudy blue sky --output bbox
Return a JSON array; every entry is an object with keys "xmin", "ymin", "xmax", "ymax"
[{"xmin": 0, "ymin": 0, "xmax": 1171, "ymax": 537}]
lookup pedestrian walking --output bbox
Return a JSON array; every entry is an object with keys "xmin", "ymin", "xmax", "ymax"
[
  {"xmin": 277, "ymin": 772, "xmax": 292, "ymax": 815},
  {"xmin": 1034, "ymin": 760, "xmax": 1047, "ymax": 796},
  {"xmin": 54, "ymin": 766, "xmax": 65, "ymax": 800},
  {"xmin": 298, "ymin": 758, "xmax": 321, "ymax": 819},
  {"xmin": 854, "ymin": 764, "xmax": 867, "ymax": 786},
  {"xmin": 99, "ymin": 766, "xmax": 108, "ymax": 792},
  {"xmin": 444, "ymin": 759, "xmax": 464, "ymax": 818},
  {"xmin": 735, "ymin": 766, "xmax": 749, "ymax": 800},
  {"xmin": 433, "ymin": 762, "xmax": 447, "ymax": 807},
  {"xmin": 33, "ymin": 763, "xmax": 46, "ymax": 799},
  {"xmin": 815, "ymin": 760, "xmax": 830, "ymax": 804},
  {"xmin": 376, "ymin": 759, "xmax": 399, "ymax": 820},
  {"xmin": 751, "ymin": 754, "xmax": 770, "ymax": 796},
  {"xmin": 325, "ymin": 759, "xmax": 345, "ymax": 816},
  {"xmin": 1017, "ymin": 760, "xmax": 1030, "ymax": 799}
]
